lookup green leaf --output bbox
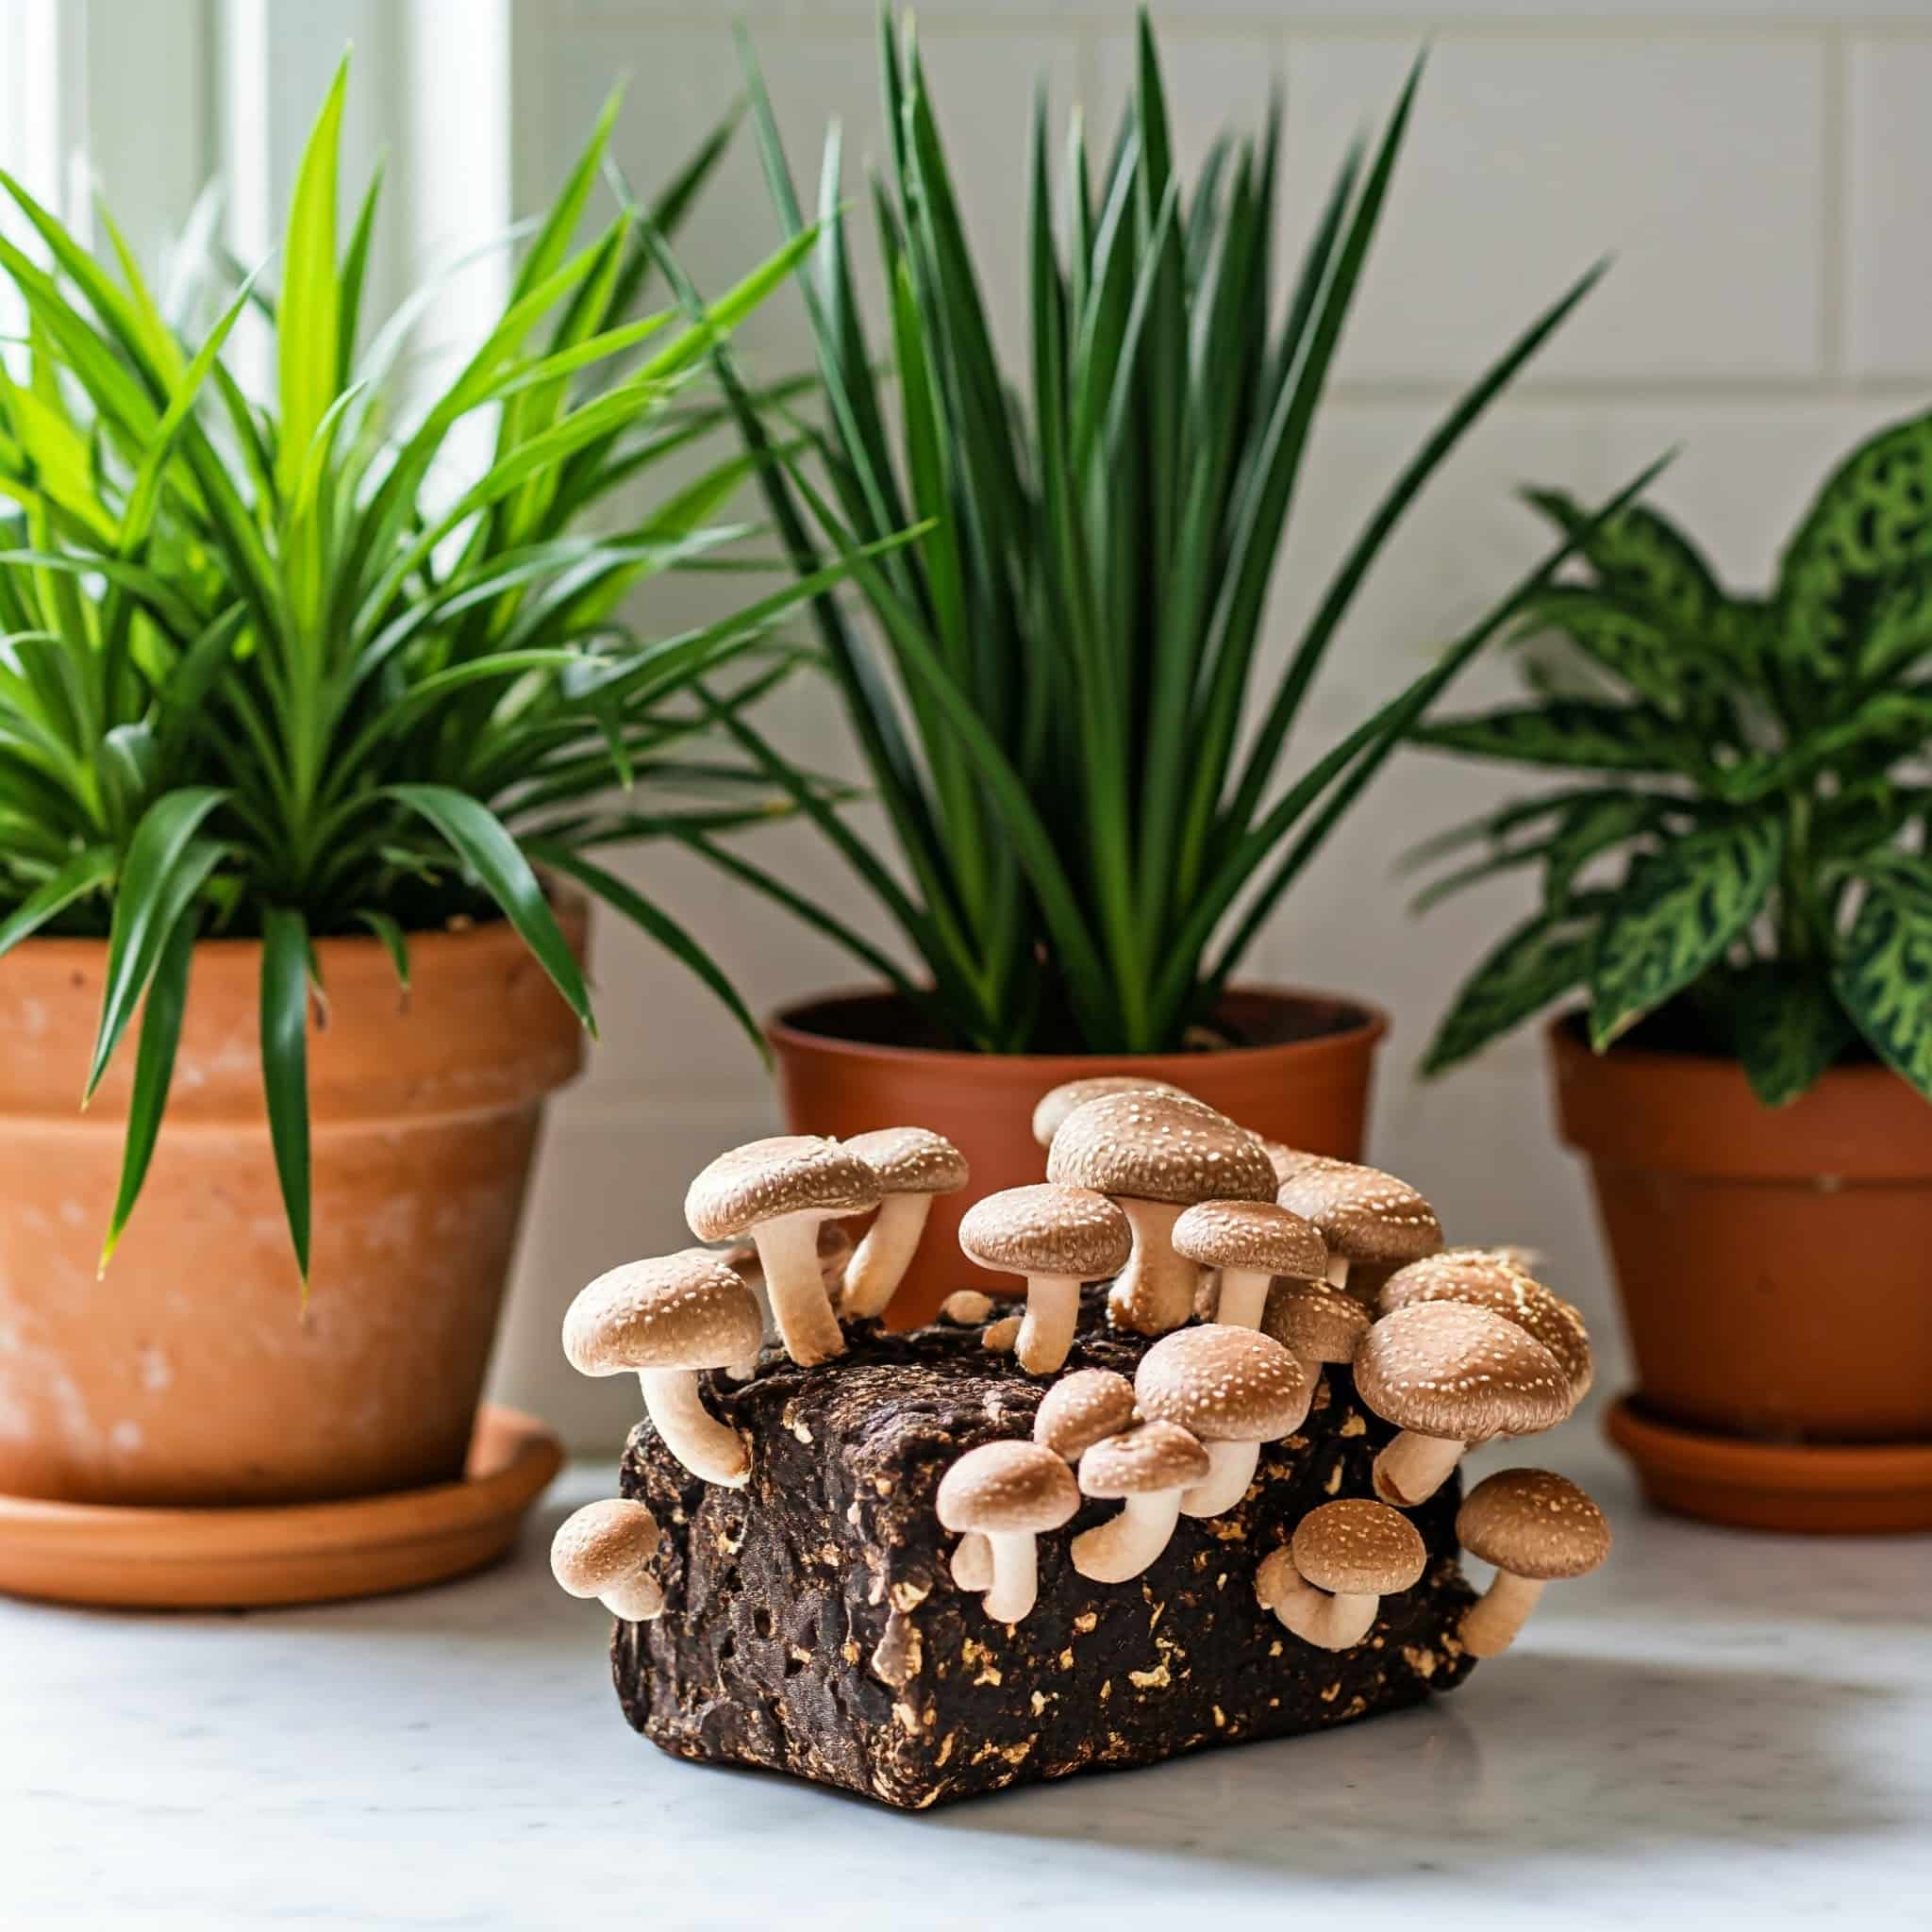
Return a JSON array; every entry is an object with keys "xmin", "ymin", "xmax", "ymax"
[
  {"xmin": 1523, "ymin": 488, "xmax": 1721, "ymax": 636},
  {"xmin": 1732, "ymin": 964, "xmax": 1855, "ymax": 1108},
  {"xmin": 354, "ymin": 908, "xmax": 411, "ymax": 999},
  {"xmin": 384, "ymin": 785, "xmax": 592, "ymax": 1031},
  {"xmin": 1415, "ymin": 700, "xmax": 1703, "ymax": 774},
  {"xmin": 1855, "ymin": 559, "xmax": 1932, "ymax": 686},
  {"xmin": 100, "ymin": 906, "xmax": 197, "ymax": 1271},
  {"xmin": 0, "ymin": 844, "xmax": 113, "ymax": 961},
  {"xmin": 1516, "ymin": 585, "xmax": 1716, "ymax": 721},
  {"xmin": 277, "ymin": 57, "xmax": 347, "ymax": 498},
  {"xmin": 1834, "ymin": 874, "xmax": 1932, "ymax": 1100},
  {"xmin": 260, "ymin": 908, "xmax": 313, "ymax": 1279},
  {"xmin": 1422, "ymin": 898, "xmax": 1606, "ymax": 1074},
  {"xmin": 1589, "ymin": 815, "xmax": 1784, "ymax": 1048},
  {"xmin": 1543, "ymin": 791, "xmax": 1668, "ymax": 902}
]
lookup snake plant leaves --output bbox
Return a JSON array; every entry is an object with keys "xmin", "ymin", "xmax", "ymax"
[
  {"xmin": 1422, "ymin": 895, "xmax": 1607, "ymax": 1074},
  {"xmin": 1731, "ymin": 964, "xmax": 1856, "ymax": 1108},
  {"xmin": 259, "ymin": 908, "xmax": 314, "ymax": 1281},
  {"xmin": 1522, "ymin": 489, "xmax": 1721, "ymax": 638},
  {"xmin": 1834, "ymin": 874, "xmax": 1932, "ymax": 1101},
  {"xmin": 1779, "ymin": 407, "xmax": 1932, "ymax": 680},
  {"xmin": 1414, "ymin": 699, "xmax": 1702, "ymax": 774},
  {"xmin": 1589, "ymin": 815, "xmax": 1784, "ymax": 1048}
]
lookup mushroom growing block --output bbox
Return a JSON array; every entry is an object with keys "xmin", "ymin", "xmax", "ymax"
[{"xmin": 609, "ymin": 1291, "xmax": 1479, "ymax": 1809}]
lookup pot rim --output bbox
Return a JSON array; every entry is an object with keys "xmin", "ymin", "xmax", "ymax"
[{"xmin": 767, "ymin": 981, "xmax": 1390, "ymax": 1070}]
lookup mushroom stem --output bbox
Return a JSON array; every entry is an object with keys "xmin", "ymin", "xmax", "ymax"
[
  {"xmin": 1180, "ymin": 1440, "xmax": 1261, "ymax": 1517},
  {"xmin": 1275, "ymin": 1584, "xmax": 1379, "ymax": 1650},
  {"xmin": 1459, "ymin": 1569, "xmax": 1548, "ymax": 1657},
  {"xmin": 1071, "ymin": 1488, "xmax": 1183, "ymax": 1583},
  {"xmin": 1212, "ymin": 1266, "xmax": 1272, "ymax": 1329},
  {"xmin": 981, "ymin": 1530, "xmax": 1041, "ymax": 1624},
  {"xmin": 951, "ymin": 1532, "xmax": 993, "ymax": 1592},
  {"xmin": 1108, "ymin": 1198, "xmax": 1196, "ymax": 1336},
  {"xmin": 1373, "ymin": 1430, "xmax": 1467, "ymax": 1507},
  {"xmin": 1326, "ymin": 1255, "xmax": 1351, "ymax": 1293},
  {"xmin": 753, "ymin": 1212, "xmax": 847, "ymax": 1366},
  {"xmin": 638, "ymin": 1367, "xmax": 750, "ymax": 1487},
  {"xmin": 603, "ymin": 1575, "xmax": 666, "ymax": 1622},
  {"xmin": 841, "ymin": 1194, "xmax": 932, "ymax": 1319},
  {"xmin": 1015, "ymin": 1274, "xmax": 1081, "ymax": 1374}
]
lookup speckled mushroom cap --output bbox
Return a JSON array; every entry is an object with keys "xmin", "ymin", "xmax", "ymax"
[
  {"xmin": 1353, "ymin": 1302, "xmax": 1571, "ymax": 1441},
  {"xmin": 1291, "ymin": 1498, "xmax": 1427, "ymax": 1596},
  {"xmin": 1077, "ymin": 1420, "xmax": 1211, "ymax": 1499},
  {"xmin": 841, "ymin": 1125, "xmax": 969, "ymax": 1198},
  {"xmin": 1046, "ymin": 1092, "xmax": 1276, "ymax": 1208},
  {"xmin": 1260, "ymin": 1280, "xmax": 1373, "ymax": 1365},
  {"xmin": 1379, "ymin": 1250, "xmax": 1593, "ymax": 1401},
  {"xmin": 1033, "ymin": 1368, "xmax": 1139, "ymax": 1459},
  {"xmin": 1171, "ymin": 1199, "xmax": 1327, "ymax": 1280},
  {"xmin": 958, "ymin": 1184, "xmax": 1132, "ymax": 1280},
  {"xmin": 1260, "ymin": 1140, "xmax": 1305, "ymax": 1184},
  {"xmin": 684, "ymin": 1136, "xmax": 881, "ymax": 1241},
  {"xmin": 1457, "ymin": 1468, "xmax": 1611, "ymax": 1580},
  {"xmin": 1031, "ymin": 1075, "xmax": 1195, "ymax": 1148},
  {"xmin": 550, "ymin": 1498, "xmax": 660, "ymax": 1597},
  {"xmin": 1274, "ymin": 1155, "xmax": 1443, "ymax": 1267},
  {"xmin": 936, "ymin": 1440, "xmax": 1080, "ymax": 1535},
  {"xmin": 1135, "ymin": 1324, "xmax": 1310, "ymax": 1443},
  {"xmin": 563, "ymin": 1252, "xmax": 764, "ymax": 1374}
]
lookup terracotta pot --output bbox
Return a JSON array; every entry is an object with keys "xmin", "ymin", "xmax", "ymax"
[
  {"xmin": 1550, "ymin": 1015, "xmax": 1932, "ymax": 1531},
  {"xmin": 769, "ymin": 986, "xmax": 1387, "ymax": 1329},
  {"xmin": 0, "ymin": 900, "xmax": 587, "ymax": 1507}
]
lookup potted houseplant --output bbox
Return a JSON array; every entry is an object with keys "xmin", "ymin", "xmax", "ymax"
[
  {"xmin": 1411, "ymin": 413, "xmax": 1932, "ymax": 1534},
  {"xmin": 0, "ymin": 63, "xmax": 858, "ymax": 1513},
  {"xmin": 685, "ymin": 12, "xmax": 1652, "ymax": 1320}
]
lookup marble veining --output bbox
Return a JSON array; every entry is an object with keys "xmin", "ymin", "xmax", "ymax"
[{"xmin": 2, "ymin": 1444, "xmax": 1925, "ymax": 1931}]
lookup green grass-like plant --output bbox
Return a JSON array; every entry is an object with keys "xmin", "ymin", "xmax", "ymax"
[
  {"xmin": 684, "ymin": 10, "xmax": 1655, "ymax": 1054},
  {"xmin": 0, "ymin": 63, "xmax": 873, "ymax": 1274},
  {"xmin": 1411, "ymin": 407, "xmax": 1932, "ymax": 1106}
]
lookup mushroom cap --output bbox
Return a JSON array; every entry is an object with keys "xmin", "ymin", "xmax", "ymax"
[
  {"xmin": 1457, "ymin": 1468, "xmax": 1611, "ymax": 1580},
  {"xmin": 1031, "ymin": 1075, "xmax": 1198, "ymax": 1148},
  {"xmin": 936, "ymin": 1440, "xmax": 1080, "ymax": 1535},
  {"xmin": 685, "ymin": 1135, "xmax": 881, "ymax": 1241},
  {"xmin": 1260, "ymin": 1280, "xmax": 1373, "ymax": 1365},
  {"xmin": 1380, "ymin": 1250, "xmax": 1593, "ymax": 1401},
  {"xmin": 1274, "ymin": 1155, "xmax": 1443, "ymax": 1267},
  {"xmin": 1172, "ymin": 1198, "xmax": 1327, "ymax": 1279},
  {"xmin": 958, "ymin": 1184, "xmax": 1133, "ymax": 1281},
  {"xmin": 841, "ymin": 1125, "xmax": 969, "ymax": 1198},
  {"xmin": 1033, "ymin": 1368, "xmax": 1138, "ymax": 1460},
  {"xmin": 563, "ymin": 1251, "xmax": 764, "ymax": 1374},
  {"xmin": 1291, "ymin": 1498, "xmax": 1427, "ymax": 1597},
  {"xmin": 1046, "ymin": 1091, "xmax": 1276, "ymax": 1208},
  {"xmin": 1260, "ymin": 1140, "xmax": 1304, "ymax": 1184},
  {"xmin": 1078, "ymin": 1420, "xmax": 1211, "ymax": 1499},
  {"xmin": 1353, "ymin": 1302, "xmax": 1572, "ymax": 1442},
  {"xmin": 1135, "ymin": 1324, "xmax": 1311, "ymax": 1444},
  {"xmin": 550, "ymin": 1498, "xmax": 659, "ymax": 1599}
]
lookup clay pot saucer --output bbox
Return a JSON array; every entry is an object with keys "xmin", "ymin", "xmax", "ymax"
[
  {"xmin": 1607, "ymin": 1395, "xmax": 1932, "ymax": 1535},
  {"xmin": 0, "ymin": 1406, "xmax": 562, "ymax": 1609}
]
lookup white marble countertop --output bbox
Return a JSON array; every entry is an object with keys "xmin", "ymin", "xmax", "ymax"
[{"xmin": 4, "ymin": 1443, "xmax": 1927, "ymax": 1932}]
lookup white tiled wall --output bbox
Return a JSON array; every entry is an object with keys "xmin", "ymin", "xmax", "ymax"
[{"xmin": 488, "ymin": 0, "xmax": 1932, "ymax": 1450}]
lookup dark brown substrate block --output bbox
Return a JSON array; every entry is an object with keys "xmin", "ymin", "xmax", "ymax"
[{"xmin": 613, "ymin": 1292, "xmax": 1478, "ymax": 1809}]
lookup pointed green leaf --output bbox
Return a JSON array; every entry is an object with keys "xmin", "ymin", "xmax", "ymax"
[
  {"xmin": 0, "ymin": 844, "xmax": 114, "ymax": 961},
  {"xmin": 277, "ymin": 58, "xmax": 347, "ymax": 496},
  {"xmin": 1732, "ymin": 964, "xmax": 1855, "ymax": 1108},
  {"xmin": 1415, "ymin": 701, "xmax": 1703, "ymax": 774},
  {"xmin": 1834, "ymin": 875, "xmax": 1932, "ymax": 1101},
  {"xmin": 1523, "ymin": 488, "xmax": 1722, "ymax": 637},
  {"xmin": 1423, "ymin": 899, "xmax": 1606, "ymax": 1074},
  {"xmin": 260, "ymin": 908, "xmax": 313, "ymax": 1278}
]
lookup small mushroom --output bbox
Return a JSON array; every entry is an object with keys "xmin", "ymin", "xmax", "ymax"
[
  {"xmin": 1457, "ymin": 1468, "xmax": 1611, "ymax": 1657},
  {"xmin": 1254, "ymin": 1498, "xmax": 1425, "ymax": 1649},
  {"xmin": 940, "ymin": 1289, "xmax": 997, "ymax": 1324},
  {"xmin": 981, "ymin": 1314, "xmax": 1022, "ymax": 1354},
  {"xmin": 1047, "ymin": 1091, "xmax": 1276, "ymax": 1336},
  {"xmin": 951, "ymin": 1532, "xmax": 994, "ymax": 1591},
  {"xmin": 1259, "ymin": 1278, "xmax": 1373, "ymax": 1397},
  {"xmin": 550, "ymin": 1498, "xmax": 665, "ymax": 1622},
  {"xmin": 685, "ymin": 1137, "xmax": 882, "ymax": 1366},
  {"xmin": 958, "ymin": 1184, "xmax": 1132, "ymax": 1375},
  {"xmin": 935, "ymin": 1440, "xmax": 1079, "ymax": 1623},
  {"xmin": 1379, "ymin": 1248, "xmax": 1594, "ymax": 1404},
  {"xmin": 1274, "ymin": 1153, "xmax": 1442, "ymax": 1295},
  {"xmin": 562, "ymin": 1252, "xmax": 763, "ymax": 1486},
  {"xmin": 1071, "ymin": 1421, "xmax": 1211, "ymax": 1582},
  {"xmin": 1135, "ymin": 1324, "xmax": 1311, "ymax": 1518},
  {"xmin": 1171, "ymin": 1199, "xmax": 1327, "ymax": 1330},
  {"xmin": 1030, "ymin": 1075, "xmax": 1196, "ymax": 1150},
  {"xmin": 1354, "ymin": 1302, "xmax": 1573, "ymax": 1507},
  {"xmin": 837, "ymin": 1127, "xmax": 970, "ymax": 1320},
  {"xmin": 717, "ymin": 1223, "xmax": 853, "ymax": 1379},
  {"xmin": 1033, "ymin": 1368, "xmax": 1138, "ymax": 1461}
]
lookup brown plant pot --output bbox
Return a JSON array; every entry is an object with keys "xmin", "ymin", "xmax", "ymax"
[
  {"xmin": 0, "ymin": 898, "xmax": 588, "ymax": 1508},
  {"xmin": 1550, "ymin": 1014, "xmax": 1932, "ymax": 1533},
  {"xmin": 769, "ymin": 985, "xmax": 1387, "ymax": 1329}
]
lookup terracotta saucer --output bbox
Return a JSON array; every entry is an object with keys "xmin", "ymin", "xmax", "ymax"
[
  {"xmin": 0, "ymin": 1406, "xmax": 564, "ymax": 1609},
  {"xmin": 1607, "ymin": 1394, "xmax": 1932, "ymax": 1535}
]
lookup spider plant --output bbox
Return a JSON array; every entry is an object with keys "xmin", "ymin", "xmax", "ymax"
[
  {"xmin": 0, "ymin": 61, "xmax": 883, "ymax": 1275},
  {"xmin": 679, "ymin": 9, "xmax": 1655, "ymax": 1055}
]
